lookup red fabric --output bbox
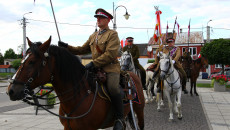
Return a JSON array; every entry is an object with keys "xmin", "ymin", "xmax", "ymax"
[
  {"xmin": 154, "ymin": 24, "xmax": 159, "ymax": 42},
  {"xmin": 120, "ymin": 39, "xmax": 127, "ymax": 48},
  {"xmin": 188, "ymin": 22, "xmax": 190, "ymax": 37},
  {"xmin": 198, "ymin": 54, "xmax": 201, "ymax": 58}
]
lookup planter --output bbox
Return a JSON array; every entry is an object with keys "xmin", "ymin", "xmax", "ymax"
[
  {"xmin": 34, "ymin": 95, "xmax": 54, "ymax": 110},
  {"xmin": 214, "ymin": 81, "xmax": 226, "ymax": 92}
]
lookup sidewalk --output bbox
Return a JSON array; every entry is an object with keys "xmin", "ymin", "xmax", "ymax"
[
  {"xmin": 0, "ymin": 81, "xmax": 230, "ymax": 130},
  {"xmin": 198, "ymin": 87, "xmax": 230, "ymax": 130}
]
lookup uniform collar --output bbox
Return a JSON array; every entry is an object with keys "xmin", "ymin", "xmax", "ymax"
[{"xmin": 98, "ymin": 27, "xmax": 109, "ymax": 35}]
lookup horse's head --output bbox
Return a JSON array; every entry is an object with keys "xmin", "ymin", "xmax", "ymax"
[
  {"xmin": 120, "ymin": 51, "xmax": 134, "ymax": 71},
  {"xmin": 159, "ymin": 52, "xmax": 172, "ymax": 80},
  {"xmin": 7, "ymin": 36, "xmax": 53, "ymax": 101},
  {"xmin": 201, "ymin": 56, "xmax": 209, "ymax": 69}
]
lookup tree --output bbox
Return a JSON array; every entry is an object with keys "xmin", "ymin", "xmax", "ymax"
[
  {"xmin": 201, "ymin": 39, "xmax": 230, "ymax": 74},
  {"xmin": 0, "ymin": 53, "xmax": 4, "ymax": 65},
  {"xmin": 11, "ymin": 59, "xmax": 21, "ymax": 70},
  {"xmin": 4, "ymin": 48, "xmax": 17, "ymax": 59}
]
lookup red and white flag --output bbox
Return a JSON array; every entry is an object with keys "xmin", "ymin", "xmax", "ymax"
[
  {"xmin": 166, "ymin": 21, "xmax": 169, "ymax": 39},
  {"xmin": 153, "ymin": 8, "xmax": 162, "ymax": 45},
  {"xmin": 198, "ymin": 53, "xmax": 201, "ymax": 58},
  {"xmin": 176, "ymin": 21, "xmax": 180, "ymax": 37},
  {"xmin": 120, "ymin": 38, "xmax": 127, "ymax": 48}
]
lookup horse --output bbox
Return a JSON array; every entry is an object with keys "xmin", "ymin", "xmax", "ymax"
[
  {"xmin": 159, "ymin": 52, "xmax": 182, "ymax": 121},
  {"xmin": 120, "ymin": 51, "xmax": 148, "ymax": 103},
  {"xmin": 7, "ymin": 36, "xmax": 145, "ymax": 130},
  {"xmin": 181, "ymin": 56, "xmax": 208, "ymax": 96}
]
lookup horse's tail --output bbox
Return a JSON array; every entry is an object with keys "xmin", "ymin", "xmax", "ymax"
[{"xmin": 127, "ymin": 112, "xmax": 135, "ymax": 129}]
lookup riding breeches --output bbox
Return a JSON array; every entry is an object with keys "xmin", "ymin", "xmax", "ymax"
[
  {"xmin": 135, "ymin": 63, "xmax": 147, "ymax": 90},
  {"xmin": 106, "ymin": 72, "xmax": 120, "ymax": 96}
]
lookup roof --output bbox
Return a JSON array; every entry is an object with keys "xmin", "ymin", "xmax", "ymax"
[
  {"xmin": 0, "ymin": 65, "xmax": 11, "ymax": 68},
  {"xmin": 148, "ymin": 31, "xmax": 204, "ymax": 45}
]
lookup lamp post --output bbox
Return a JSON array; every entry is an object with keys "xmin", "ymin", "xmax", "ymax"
[
  {"xmin": 206, "ymin": 19, "xmax": 212, "ymax": 76},
  {"xmin": 22, "ymin": 12, "xmax": 32, "ymax": 58},
  {"xmin": 113, "ymin": 2, "xmax": 130, "ymax": 30},
  {"xmin": 207, "ymin": 19, "xmax": 212, "ymax": 43}
]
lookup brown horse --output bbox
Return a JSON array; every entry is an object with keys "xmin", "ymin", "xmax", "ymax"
[
  {"xmin": 7, "ymin": 36, "xmax": 145, "ymax": 130},
  {"xmin": 181, "ymin": 56, "xmax": 208, "ymax": 96}
]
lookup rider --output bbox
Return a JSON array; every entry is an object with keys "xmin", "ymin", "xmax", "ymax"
[
  {"xmin": 181, "ymin": 47, "xmax": 192, "ymax": 80},
  {"xmin": 152, "ymin": 36, "xmax": 188, "ymax": 94},
  {"xmin": 58, "ymin": 8, "xmax": 125, "ymax": 130},
  {"xmin": 122, "ymin": 37, "xmax": 147, "ymax": 91}
]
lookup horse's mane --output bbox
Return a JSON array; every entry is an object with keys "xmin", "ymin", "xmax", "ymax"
[{"xmin": 29, "ymin": 43, "xmax": 85, "ymax": 87}]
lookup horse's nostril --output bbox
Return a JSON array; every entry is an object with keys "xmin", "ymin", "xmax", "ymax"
[{"xmin": 9, "ymin": 89, "xmax": 14, "ymax": 96}]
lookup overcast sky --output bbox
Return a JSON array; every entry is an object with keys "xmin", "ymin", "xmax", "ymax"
[{"xmin": 0, "ymin": 0, "xmax": 230, "ymax": 54}]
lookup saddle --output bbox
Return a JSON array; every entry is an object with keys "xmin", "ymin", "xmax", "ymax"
[{"xmin": 94, "ymin": 69, "xmax": 139, "ymax": 103}]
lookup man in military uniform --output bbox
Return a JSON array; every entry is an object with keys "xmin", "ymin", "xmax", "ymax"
[
  {"xmin": 152, "ymin": 36, "xmax": 188, "ymax": 94},
  {"xmin": 58, "ymin": 8, "xmax": 125, "ymax": 130},
  {"xmin": 122, "ymin": 37, "xmax": 147, "ymax": 91},
  {"xmin": 181, "ymin": 47, "xmax": 192, "ymax": 80}
]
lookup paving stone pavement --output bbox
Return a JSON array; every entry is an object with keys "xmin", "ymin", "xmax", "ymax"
[{"xmin": 1, "ymin": 80, "xmax": 230, "ymax": 130}]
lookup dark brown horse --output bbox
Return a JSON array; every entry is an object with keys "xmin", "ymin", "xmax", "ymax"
[
  {"xmin": 7, "ymin": 36, "xmax": 145, "ymax": 130},
  {"xmin": 181, "ymin": 56, "xmax": 208, "ymax": 96}
]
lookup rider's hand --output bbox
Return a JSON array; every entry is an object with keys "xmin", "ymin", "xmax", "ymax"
[
  {"xmin": 85, "ymin": 61, "xmax": 95, "ymax": 70},
  {"xmin": 172, "ymin": 60, "xmax": 175, "ymax": 64},
  {"xmin": 58, "ymin": 41, "xmax": 68, "ymax": 48}
]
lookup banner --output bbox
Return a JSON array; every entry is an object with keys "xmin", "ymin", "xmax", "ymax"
[{"xmin": 154, "ymin": 7, "xmax": 162, "ymax": 45}]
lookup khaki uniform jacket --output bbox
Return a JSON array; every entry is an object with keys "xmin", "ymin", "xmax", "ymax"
[
  {"xmin": 122, "ymin": 44, "xmax": 140, "ymax": 65},
  {"xmin": 154, "ymin": 46, "xmax": 183, "ymax": 69},
  {"xmin": 67, "ymin": 27, "xmax": 120, "ymax": 73}
]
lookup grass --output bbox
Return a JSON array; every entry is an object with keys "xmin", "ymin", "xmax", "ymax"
[
  {"xmin": 0, "ymin": 73, "xmax": 14, "ymax": 79},
  {"xmin": 197, "ymin": 83, "xmax": 230, "ymax": 88}
]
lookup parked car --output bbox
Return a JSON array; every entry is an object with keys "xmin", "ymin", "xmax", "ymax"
[{"xmin": 209, "ymin": 67, "xmax": 230, "ymax": 79}]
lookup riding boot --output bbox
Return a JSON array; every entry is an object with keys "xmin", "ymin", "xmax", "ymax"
[
  {"xmin": 182, "ymin": 80, "xmax": 188, "ymax": 94},
  {"xmin": 110, "ymin": 94, "xmax": 126, "ymax": 130}
]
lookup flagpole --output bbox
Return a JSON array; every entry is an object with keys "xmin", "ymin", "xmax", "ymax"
[
  {"xmin": 49, "ymin": 0, "xmax": 61, "ymax": 41},
  {"xmin": 188, "ymin": 19, "xmax": 191, "ymax": 48},
  {"xmin": 172, "ymin": 16, "xmax": 177, "ymax": 38}
]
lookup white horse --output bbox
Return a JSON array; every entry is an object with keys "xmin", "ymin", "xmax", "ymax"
[
  {"xmin": 144, "ymin": 63, "xmax": 164, "ymax": 108},
  {"xmin": 120, "ymin": 51, "xmax": 148, "ymax": 101},
  {"xmin": 159, "ymin": 52, "xmax": 182, "ymax": 121}
]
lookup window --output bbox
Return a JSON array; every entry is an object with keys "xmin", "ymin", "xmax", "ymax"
[
  {"xmin": 182, "ymin": 47, "xmax": 197, "ymax": 56},
  {"xmin": 215, "ymin": 64, "xmax": 222, "ymax": 68}
]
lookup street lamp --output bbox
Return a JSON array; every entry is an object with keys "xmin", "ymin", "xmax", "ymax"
[
  {"xmin": 206, "ymin": 19, "xmax": 212, "ymax": 77},
  {"xmin": 206, "ymin": 19, "xmax": 212, "ymax": 43},
  {"xmin": 113, "ymin": 2, "xmax": 130, "ymax": 30},
  {"xmin": 22, "ymin": 12, "xmax": 32, "ymax": 58}
]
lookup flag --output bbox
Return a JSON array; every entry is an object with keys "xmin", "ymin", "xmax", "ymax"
[
  {"xmin": 176, "ymin": 21, "xmax": 180, "ymax": 37},
  {"xmin": 153, "ymin": 24, "xmax": 159, "ymax": 42},
  {"xmin": 120, "ymin": 38, "xmax": 127, "ymax": 48},
  {"xmin": 198, "ymin": 53, "xmax": 201, "ymax": 58},
  {"xmin": 166, "ymin": 21, "xmax": 169, "ymax": 39},
  {"xmin": 153, "ymin": 7, "xmax": 162, "ymax": 45},
  {"xmin": 188, "ymin": 19, "xmax": 191, "ymax": 37}
]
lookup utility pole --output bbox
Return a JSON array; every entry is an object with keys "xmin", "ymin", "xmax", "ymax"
[
  {"xmin": 207, "ymin": 19, "xmax": 212, "ymax": 76},
  {"xmin": 21, "ymin": 12, "xmax": 32, "ymax": 58}
]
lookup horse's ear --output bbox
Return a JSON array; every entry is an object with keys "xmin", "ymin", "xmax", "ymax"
[
  {"xmin": 39, "ymin": 36, "xmax": 51, "ymax": 52},
  {"xmin": 27, "ymin": 37, "xmax": 32, "ymax": 47}
]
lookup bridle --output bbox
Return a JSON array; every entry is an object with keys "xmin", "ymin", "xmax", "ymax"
[{"xmin": 121, "ymin": 52, "xmax": 134, "ymax": 71}]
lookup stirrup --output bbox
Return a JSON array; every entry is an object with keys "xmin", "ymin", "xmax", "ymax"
[{"xmin": 113, "ymin": 119, "xmax": 125, "ymax": 130}]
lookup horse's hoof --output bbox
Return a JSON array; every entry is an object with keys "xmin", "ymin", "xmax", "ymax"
[
  {"xmin": 145, "ymin": 100, "xmax": 149, "ymax": 104},
  {"xmin": 157, "ymin": 109, "xmax": 161, "ymax": 112},
  {"xmin": 169, "ymin": 119, "xmax": 173, "ymax": 122},
  {"xmin": 178, "ymin": 117, "xmax": 182, "ymax": 120},
  {"xmin": 195, "ymin": 93, "xmax": 199, "ymax": 96}
]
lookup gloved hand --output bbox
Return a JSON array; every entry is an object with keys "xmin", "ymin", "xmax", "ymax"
[
  {"xmin": 85, "ymin": 61, "xmax": 95, "ymax": 70},
  {"xmin": 172, "ymin": 60, "xmax": 175, "ymax": 64},
  {"xmin": 58, "ymin": 41, "xmax": 68, "ymax": 48}
]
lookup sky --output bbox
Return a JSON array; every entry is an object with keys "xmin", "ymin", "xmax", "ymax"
[{"xmin": 0, "ymin": 0, "xmax": 230, "ymax": 55}]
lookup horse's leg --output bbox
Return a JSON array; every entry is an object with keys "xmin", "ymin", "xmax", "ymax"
[
  {"xmin": 190, "ymin": 80, "xmax": 193, "ymax": 96},
  {"xmin": 177, "ymin": 89, "xmax": 183, "ymax": 120},
  {"xmin": 165, "ymin": 91, "xmax": 173, "ymax": 121},
  {"xmin": 133, "ymin": 104, "xmax": 145, "ymax": 130},
  {"xmin": 173, "ymin": 94, "xmax": 178, "ymax": 114},
  {"xmin": 194, "ymin": 79, "xmax": 199, "ymax": 96},
  {"xmin": 145, "ymin": 77, "xmax": 150, "ymax": 104}
]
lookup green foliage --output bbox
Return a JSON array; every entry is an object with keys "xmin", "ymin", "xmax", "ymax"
[
  {"xmin": 0, "ymin": 73, "xmax": 14, "ymax": 79},
  {"xmin": 147, "ymin": 59, "xmax": 155, "ymax": 63},
  {"xmin": 0, "ymin": 53, "xmax": 4, "ymax": 65},
  {"xmin": 211, "ymin": 74, "xmax": 229, "ymax": 85},
  {"xmin": 196, "ymin": 83, "xmax": 212, "ymax": 88},
  {"xmin": 37, "ymin": 89, "xmax": 56, "ymax": 105},
  {"xmin": 11, "ymin": 59, "xmax": 21, "ymax": 70},
  {"xmin": 201, "ymin": 39, "xmax": 230, "ymax": 65},
  {"xmin": 211, "ymin": 79, "xmax": 215, "ymax": 87},
  {"xmin": 4, "ymin": 48, "xmax": 17, "ymax": 59}
]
